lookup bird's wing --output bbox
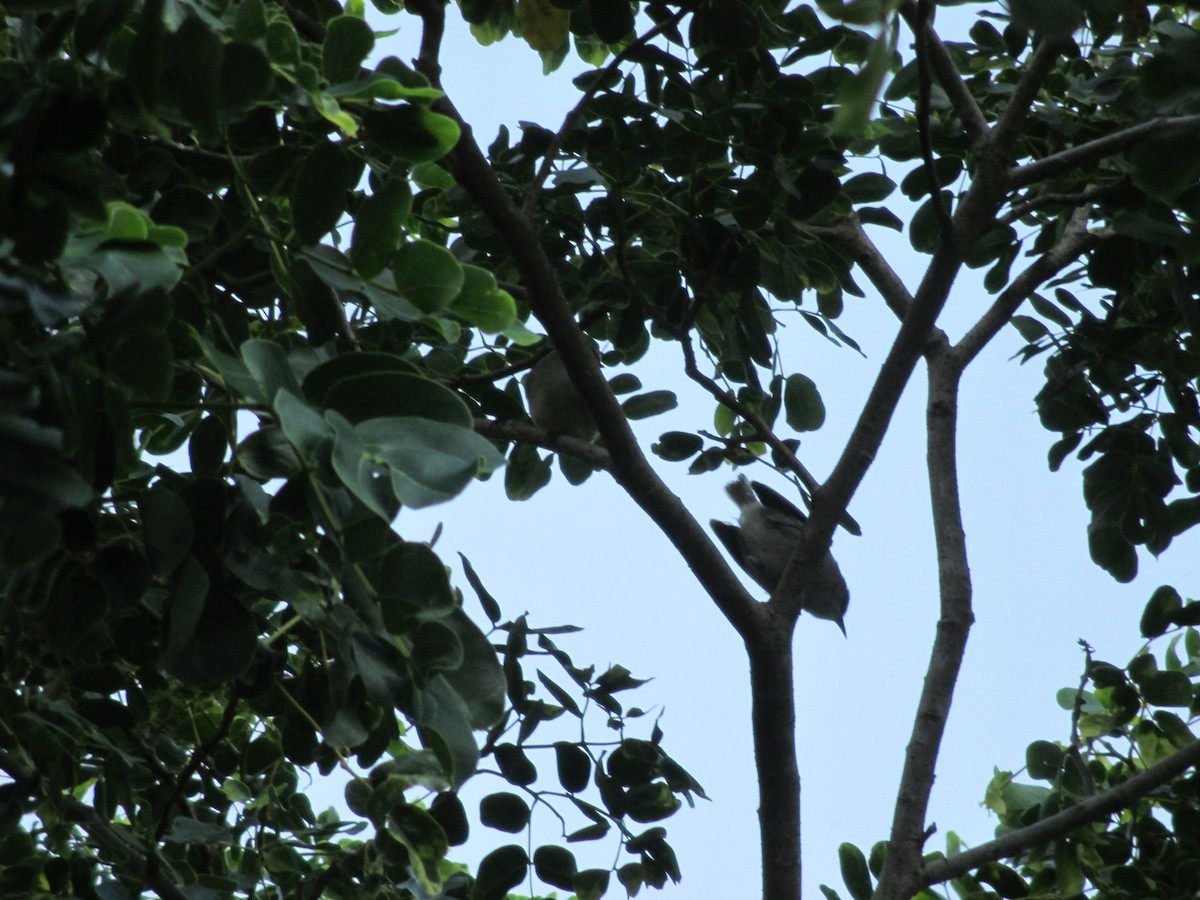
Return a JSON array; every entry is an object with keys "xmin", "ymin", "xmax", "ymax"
[
  {"xmin": 710, "ymin": 520, "xmax": 749, "ymax": 570},
  {"xmin": 749, "ymin": 481, "xmax": 808, "ymax": 522}
]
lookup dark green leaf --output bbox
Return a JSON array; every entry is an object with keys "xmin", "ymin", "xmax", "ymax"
[
  {"xmin": 622, "ymin": 390, "xmax": 677, "ymax": 419},
  {"xmin": 534, "ymin": 845, "xmax": 578, "ymax": 890},
  {"xmin": 1142, "ymin": 585, "xmax": 1182, "ymax": 638},
  {"xmin": 292, "ymin": 140, "xmax": 354, "ymax": 244},
  {"xmin": 473, "ymin": 845, "xmax": 528, "ymax": 900},
  {"xmin": 323, "ymin": 15, "xmax": 375, "ymax": 83},
  {"xmin": 479, "ymin": 792, "xmax": 530, "ymax": 832},
  {"xmin": 784, "ymin": 374, "xmax": 825, "ymax": 432}
]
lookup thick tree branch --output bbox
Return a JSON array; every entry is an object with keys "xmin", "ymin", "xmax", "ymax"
[
  {"xmin": 897, "ymin": 0, "xmax": 988, "ymax": 143},
  {"xmin": 1008, "ymin": 115, "xmax": 1200, "ymax": 190},
  {"xmin": 875, "ymin": 342, "xmax": 974, "ymax": 900},
  {"xmin": 474, "ymin": 418, "xmax": 613, "ymax": 470},
  {"xmin": 954, "ymin": 203, "xmax": 1097, "ymax": 366},
  {"xmin": 409, "ymin": 1, "xmax": 762, "ymax": 641},
  {"xmin": 746, "ymin": 625, "xmax": 802, "ymax": 900},
  {"xmin": 923, "ymin": 738, "xmax": 1200, "ymax": 886}
]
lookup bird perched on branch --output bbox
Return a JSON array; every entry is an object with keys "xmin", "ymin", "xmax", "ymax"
[
  {"xmin": 711, "ymin": 476, "xmax": 850, "ymax": 635},
  {"xmin": 523, "ymin": 349, "xmax": 599, "ymax": 442}
]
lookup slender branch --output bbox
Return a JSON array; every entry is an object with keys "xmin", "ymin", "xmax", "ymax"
[
  {"xmin": 913, "ymin": 0, "xmax": 956, "ymax": 249},
  {"xmin": 991, "ymin": 38, "xmax": 1065, "ymax": 157},
  {"xmin": 521, "ymin": 8, "xmax": 688, "ymax": 217},
  {"xmin": 997, "ymin": 181, "xmax": 1129, "ymax": 226},
  {"xmin": 875, "ymin": 342, "xmax": 974, "ymax": 900},
  {"xmin": 155, "ymin": 693, "xmax": 241, "ymax": 840},
  {"xmin": 1008, "ymin": 115, "xmax": 1200, "ymax": 190},
  {"xmin": 897, "ymin": 0, "xmax": 988, "ymax": 143},
  {"xmin": 954, "ymin": 202, "xmax": 1097, "ymax": 366},
  {"xmin": 474, "ymin": 418, "xmax": 612, "ymax": 470},
  {"xmin": 924, "ymin": 738, "xmax": 1200, "ymax": 886},
  {"xmin": 805, "ymin": 219, "xmax": 915, "ymax": 320},
  {"xmin": 681, "ymin": 333, "xmax": 820, "ymax": 496}
]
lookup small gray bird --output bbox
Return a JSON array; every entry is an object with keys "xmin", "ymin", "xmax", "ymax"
[
  {"xmin": 711, "ymin": 476, "xmax": 849, "ymax": 635},
  {"xmin": 523, "ymin": 350, "xmax": 599, "ymax": 442}
]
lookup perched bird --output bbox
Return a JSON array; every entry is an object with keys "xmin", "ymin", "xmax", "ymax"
[
  {"xmin": 523, "ymin": 349, "xmax": 598, "ymax": 442},
  {"xmin": 711, "ymin": 476, "xmax": 849, "ymax": 635}
]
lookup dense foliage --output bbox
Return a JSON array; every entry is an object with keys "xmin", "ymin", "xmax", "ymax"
[{"xmin": 3, "ymin": 0, "xmax": 1200, "ymax": 897}]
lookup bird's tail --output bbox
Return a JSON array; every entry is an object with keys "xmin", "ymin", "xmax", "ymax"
[{"xmin": 725, "ymin": 475, "xmax": 756, "ymax": 507}]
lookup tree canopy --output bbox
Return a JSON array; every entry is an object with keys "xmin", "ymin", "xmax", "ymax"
[{"xmin": 3, "ymin": 0, "xmax": 1200, "ymax": 898}]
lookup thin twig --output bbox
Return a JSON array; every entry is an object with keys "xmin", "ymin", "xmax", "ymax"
[
  {"xmin": 681, "ymin": 333, "xmax": 821, "ymax": 495},
  {"xmin": 155, "ymin": 692, "xmax": 242, "ymax": 840},
  {"xmin": 913, "ymin": 0, "xmax": 956, "ymax": 250}
]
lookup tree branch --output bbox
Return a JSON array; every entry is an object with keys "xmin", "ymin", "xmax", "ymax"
[
  {"xmin": 954, "ymin": 202, "xmax": 1097, "ymax": 366},
  {"xmin": 806, "ymin": 219, "xmax": 916, "ymax": 321},
  {"xmin": 680, "ymin": 332, "xmax": 821, "ymax": 496},
  {"xmin": 913, "ymin": 0, "xmax": 956, "ymax": 249},
  {"xmin": 1008, "ymin": 115, "xmax": 1200, "ymax": 190},
  {"xmin": 875, "ymin": 342, "xmax": 974, "ymax": 900},
  {"xmin": 897, "ymin": 0, "xmax": 988, "ymax": 144},
  {"xmin": 746, "ymin": 624, "xmax": 802, "ymax": 900},
  {"xmin": 990, "ymin": 38, "xmax": 1065, "ymax": 158},
  {"xmin": 474, "ymin": 418, "xmax": 613, "ymax": 470},
  {"xmin": 923, "ymin": 739, "xmax": 1200, "ymax": 886},
  {"xmin": 410, "ymin": 1, "xmax": 762, "ymax": 640}
]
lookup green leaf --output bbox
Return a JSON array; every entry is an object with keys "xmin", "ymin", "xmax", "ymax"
[
  {"xmin": 170, "ymin": 16, "xmax": 222, "ymax": 135},
  {"xmin": 292, "ymin": 140, "xmax": 354, "ymax": 244},
  {"xmin": 140, "ymin": 486, "xmax": 193, "ymax": 578},
  {"xmin": 480, "ymin": 792, "xmax": 530, "ymax": 832},
  {"xmin": 1025, "ymin": 740, "xmax": 1063, "ymax": 780},
  {"xmin": 363, "ymin": 105, "xmax": 461, "ymax": 162},
  {"xmin": 473, "ymin": 845, "xmax": 529, "ymax": 900},
  {"xmin": 784, "ymin": 374, "xmax": 826, "ymax": 431},
  {"xmin": 534, "ymin": 845, "xmax": 578, "ymax": 890},
  {"xmin": 652, "ymin": 431, "xmax": 704, "ymax": 461},
  {"xmin": 392, "ymin": 239, "xmax": 465, "ymax": 313},
  {"xmin": 378, "ymin": 542, "xmax": 456, "ymax": 627},
  {"xmin": 554, "ymin": 741, "xmax": 591, "ymax": 791},
  {"xmin": 1142, "ymin": 585, "xmax": 1182, "ymax": 637},
  {"xmin": 1142, "ymin": 670, "xmax": 1193, "ymax": 707},
  {"xmin": 219, "ymin": 42, "xmax": 271, "ymax": 114},
  {"xmin": 838, "ymin": 842, "xmax": 873, "ymax": 900},
  {"xmin": 842, "ymin": 172, "xmax": 895, "ymax": 203},
  {"xmin": 323, "ymin": 15, "xmax": 376, "ymax": 83},
  {"xmin": 321, "ymin": 371, "xmax": 472, "ymax": 426},
  {"xmin": 350, "ymin": 178, "xmax": 413, "ymax": 278},
  {"xmin": 448, "ymin": 266, "xmax": 517, "ymax": 332},
  {"xmin": 342, "ymin": 415, "xmax": 505, "ymax": 508},
  {"xmin": 493, "ymin": 743, "xmax": 537, "ymax": 785},
  {"xmin": 622, "ymin": 390, "xmax": 678, "ymax": 419}
]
